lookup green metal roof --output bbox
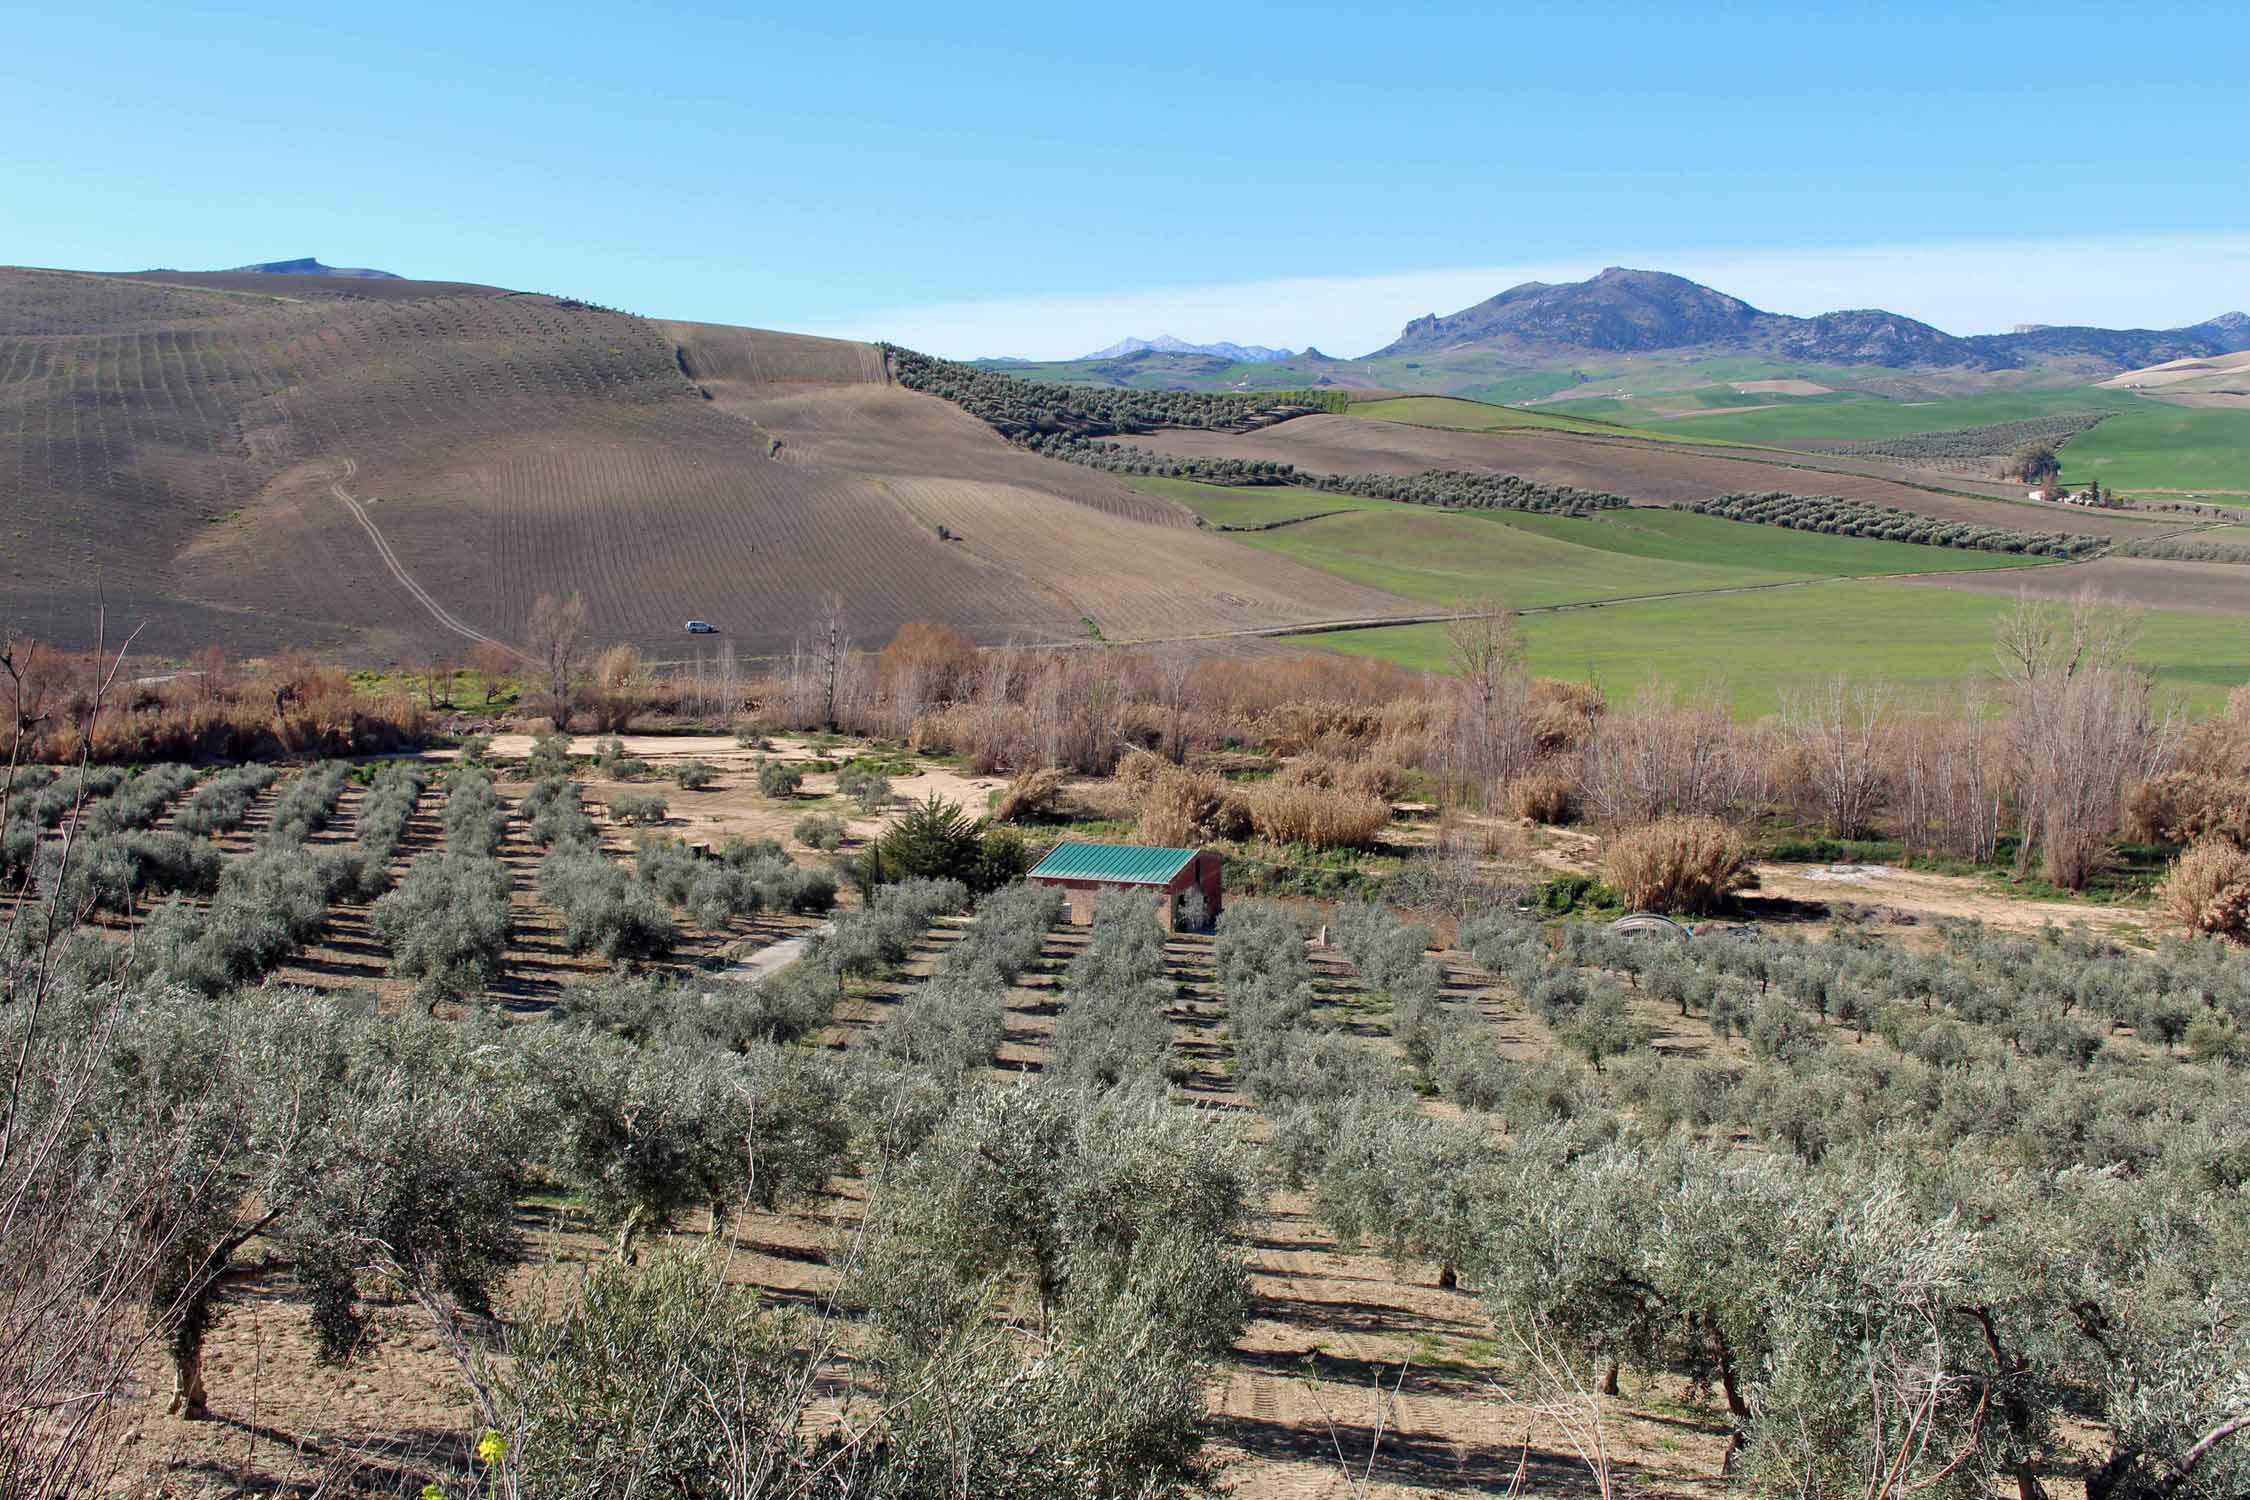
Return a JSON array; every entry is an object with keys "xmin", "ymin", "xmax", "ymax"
[{"xmin": 1027, "ymin": 840, "xmax": 1199, "ymax": 886}]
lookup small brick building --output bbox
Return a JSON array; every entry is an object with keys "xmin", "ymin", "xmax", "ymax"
[{"xmin": 1027, "ymin": 840, "xmax": 1223, "ymax": 931}]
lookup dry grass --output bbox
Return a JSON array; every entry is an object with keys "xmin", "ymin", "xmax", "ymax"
[
  {"xmin": 1531, "ymin": 679, "xmax": 1602, "ymax": 754},
  {"xmin": 7, "ymin": 645, "xmax": 425, "ymax": 763},
  {"xmin": 2161, "ymin": 837, "xmax": 2250, "ymax": 944},
  {"xmin": 1242, "ymin": 782, "xmax": 1390, "ymax": 850},
  {"xmin": 1272, "ymin": 753, "xmax": 1402, "ymax": 801},
  {"xmin": 1132, "ymin": 765, "xmax": 1252, "ymax": 846},
  {"xmin": 992, "ymin": 767, "xmax": 1066, "ymax": 823},
  {"xmin": 1501, "ymin": 771, "xmax": 1579, "ymax": 824},
  {"xmin": 2125, "ymin": 771, "xmax": 2250, "ymax": 845},
  {"xmin": 1602, "ymin": 814, "xmax": 1751, "ymax": 914}
]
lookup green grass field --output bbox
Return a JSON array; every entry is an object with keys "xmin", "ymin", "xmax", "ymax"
[
  {"xmin": 1345, "ymin": 394, "xmax": 1759, "ymax": 447},
  {"xmin": 2056, "ymin": 403, "xmax": 2250, "ymax": 499},
  {"xmin": 1615, "ymin": 387, "xmax": 2146, "ymax": 442},
  {"xmin": 1133, "ymin": 478, "xmax": 2049, "ymax": 608},
  {"xmin": 1533, "ymin": 385, "xmax": 2250, "ymax": 497},
  {"xmin": 1241, "ymin": 509, "xmax": 2046, "ymax": 609},
  {"xmin": 1129, "ymin": 477, "xmax": 1399, "ymax": 527},
  {"xmin": 1288, "ymin": 581, "xmax": 2247, "ymax": 716}
]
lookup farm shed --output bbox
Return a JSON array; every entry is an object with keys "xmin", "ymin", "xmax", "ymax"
[{"xmin": 1027, "ymin": 840, "xmax": 1222, "ymax": 931}]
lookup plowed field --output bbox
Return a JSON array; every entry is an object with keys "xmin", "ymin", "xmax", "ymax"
[{"xmin": 3, "ymin": 270, "xmax": 1419, "ymax": 658}]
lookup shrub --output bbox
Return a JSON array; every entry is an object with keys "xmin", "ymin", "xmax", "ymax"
[
  {"xmin": 816, "ymin": 877, "xmax": 969, "ymax": 979},
  {"xmin": 525, "ymin": 731, "xmax": 574, "ymax": 780},
  {"xmin": 793, "ymin": 812, "xmax": 847, "ymax": 851},
  {"xmin": 1242, "ymin": 782, "xmax": 1389, "ymax": 850},
  {"xmin": 443, "ymin": 767, "xmax": 509, "ymax": 856},
  {"xmin": 671, "ymin": 760, "xmax": 719, "ymax": 790},
  {"xmin": 260, "ymin": 763, "xmax": 350, "ymax": 846},
  {"xmin": 540, "ymin": 850, "xmax": 679, "ymax": 965},
  {"xmin": 1680, "ymin": 491, "xmax": 2099, "ymax": 559},
  {"xmin": 611, "ymin": 792, "xmax": 668, "ymax": 826},
  {"xmin": 82, "ymin": 763, "xmax": 196, "ymax": 838},
  {"xmin": 1602, "ymin": 815, "xmax": 1751, "ymax": 914},
  {"xmin": 40, "ymin": 830, "xmax": 223, "ymax": 913},
  {"xmin": 993, "ymin": 766, "xmax": 1066, "ymax": 822},
  {"xmin": 488, "ymin": 1250, "xmax": 819, "ymax": 1492},
  {"xmin": 1502, "ymin": 770, "xmax": 1579, "ymax": 824},
  {"xmin": 520, "ymin": 775, "xmax": 596, "ymax": 849},
  {"xmin": 2161, "ymin": 837, "xmax": 2250, "ymax": 944},
  {"xmin": 2125, "ymin": 771, "xmax": 2250, "ymax": 846},
  {"xmin": 758, "ymin": 759, "xmax": 804, "ymax": 798},
  {"xmin": 836, "ymin": 760, "xmax": 892, "ymax": 813},
  {"xmin": 353, "ymin": 762, "xmax": 429, "ymax": 868},
  {"xmin": 172, "ymin": 764, "xmax": 278, "ymax": 837},
  {"xmin": 371, "ymin": 854, "xmax": 512, "ymax": 1004}
]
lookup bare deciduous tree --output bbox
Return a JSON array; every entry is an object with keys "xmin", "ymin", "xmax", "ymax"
[
  {"xmin": 1783, "ymin": 675, "xmax": 1893, "ymax": 840},
  {"xmin": 1995, "ymin": 592, "xmax": 2178, "ymax": 888},
  {"xmin": 468, "ymin": 640, "xmax": 517, "ymax": 707},
  {"xmin": 1580, "ymin": 679, "xmax": 1764, "ymax": 826},
  {"xmin": 525, "ymin": 592, "xmax": 589, "ymax": 731},
  {"xmin": 812, "ymin": 593, "xmax": 851, "ymax": 732},
  {"xmin": 1439, "ymin": 603, "xmax": 1538, "ymax": 806}
]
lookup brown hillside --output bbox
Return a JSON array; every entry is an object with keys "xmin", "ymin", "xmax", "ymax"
[
  {"xmin": 0, "ymin": 270, "xmax": 1414, "ymax": 659},
  {"xmin": 115, "ymin": 268, "xmax": 520, "ymax": 301}
]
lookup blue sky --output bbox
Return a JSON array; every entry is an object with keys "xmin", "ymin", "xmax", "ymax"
[{"xmin": 6, "ymin": 0, "xmax": 2245, "ymax": 357}]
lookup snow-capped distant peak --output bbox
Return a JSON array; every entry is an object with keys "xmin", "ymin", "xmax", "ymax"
[{"xmin": 1080, "ymin": 334, "xmax": 1296, "ymax": 362}]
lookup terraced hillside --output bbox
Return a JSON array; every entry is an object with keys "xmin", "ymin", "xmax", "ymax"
[{"xmin": 0, "ymin": 269, "xmax": 1414, "ymax": 658}]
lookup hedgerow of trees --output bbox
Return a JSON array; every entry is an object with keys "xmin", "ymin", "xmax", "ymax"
[
  {"xmin": 1680, "ymin": 491, "xmax": 2102, "ymax": 557},
  {"xmin": 1810, "ymin": 410, "xmax": 2111, "ymax": 462},
  {"xmin": 2122, "ymin": 535, "xmax": 2250, "ymax": 565},
  {"xmin": 885, "ymin": 344, "xmax": 1345, "ymax": 436}
]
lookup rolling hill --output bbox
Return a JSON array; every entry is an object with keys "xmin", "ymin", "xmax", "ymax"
[
  {"xmin": 5, "ymin": 259, "xmax": 2241, "ymax": 690},
  {"xmin": 0, "ymin": 266, "xmax": 1416, "ymax": 659}
]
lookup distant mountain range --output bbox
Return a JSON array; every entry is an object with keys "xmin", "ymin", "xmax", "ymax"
[
  {"xmin": 222, "ymin": 257, "xmax": 403, "ymax": 280},
  {"xmin": 1080, "ymin": 334, "xmax": 1296, "ymax": 362},
  {"xmin": 1370, "ymin": 267, "xmax": 2250, "ymax": 372}
]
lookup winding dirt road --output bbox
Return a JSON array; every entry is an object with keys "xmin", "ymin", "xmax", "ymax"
[{"xmin": 329, "ymin": 458, "xmax": 514, "ymax": 651}]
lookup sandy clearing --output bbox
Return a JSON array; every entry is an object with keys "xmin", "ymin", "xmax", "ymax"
[
  {"xmin": 1898, "ymin": 554, "xmax": 2250, "ymax": 616},
  {"xmin": 1750, "ymin": 862, "xmax": 2157, "ymax": 939},
  {"xmin": 470, "ymin": 733, "xmax": 1011, "ymax": 852},
  {"xmin": 1521, "ymin": 821, "xmax": 2156, "ymax": 937}
]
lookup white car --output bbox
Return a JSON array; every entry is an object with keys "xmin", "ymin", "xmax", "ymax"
[{"xmin": 684, "ymin": 620, "xmax": 717, "ymax": 634}]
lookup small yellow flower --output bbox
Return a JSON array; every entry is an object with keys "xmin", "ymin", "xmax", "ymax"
[
  {"xmin": 477, "ymin": 1431, "xmax": 508, "ymax": 1467},
  {"xmin": 420, "ymin": 1486, "xmax": 447, "ymax": 1500}
]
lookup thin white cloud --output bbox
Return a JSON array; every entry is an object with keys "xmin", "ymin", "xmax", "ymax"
[{"xmin": 829, "ymin": 231, "xmax": 2250, "ymax": 361}]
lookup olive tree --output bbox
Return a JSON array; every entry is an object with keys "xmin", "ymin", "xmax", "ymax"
[
  {"xmin": 371, "ymin": 853, "xmax": 512, "ymax": 1006},
  {"xmin": 59, "ymin": 989, "xmax": 527, "ymax": 1418}
]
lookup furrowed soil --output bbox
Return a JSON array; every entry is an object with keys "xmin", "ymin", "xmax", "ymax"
[{"xmin": 2, "ymin": 269, "xmax": 1419, "ymax": 658}]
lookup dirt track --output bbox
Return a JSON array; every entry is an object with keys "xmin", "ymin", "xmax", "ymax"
[{"xmin": 1, "ymin": 269, "xmax": 1424, "ymax": 659}]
